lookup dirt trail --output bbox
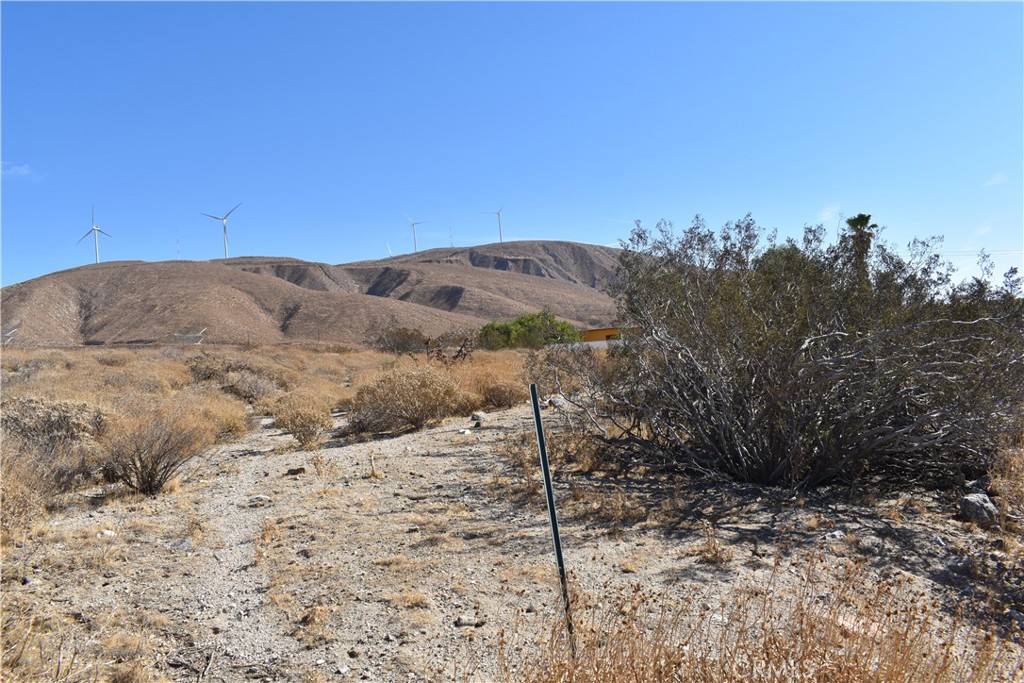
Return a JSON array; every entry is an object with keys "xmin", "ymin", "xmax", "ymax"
[
  {"xmin": 176, "ymin": 423, "xmax": 299, "ymax": 670},
  {"xmin": 146, "ymin": 407, "xmax": 591, "ymax": 681}
]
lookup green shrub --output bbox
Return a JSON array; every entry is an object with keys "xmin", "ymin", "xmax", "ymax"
[{"xmin": 477, "ymin": 311, "xmax": 581, "ymax": 350}]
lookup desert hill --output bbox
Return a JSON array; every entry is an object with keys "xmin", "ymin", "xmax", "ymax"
[
  {"xmin": 347, "ymin": 240, "xmax": 621, "ymax": 287},
  {"xmin": 1, "ymin": 241, "xmax": 619, "ymax": 346}
]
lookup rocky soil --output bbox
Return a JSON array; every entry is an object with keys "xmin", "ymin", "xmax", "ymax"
[{"xmin": 4, "ymin": 405, "xmax": 1022, "ymax": 682}]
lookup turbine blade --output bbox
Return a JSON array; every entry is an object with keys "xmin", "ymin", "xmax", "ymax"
[
  {"xmin": 201, "ymin": 212, "xmax": 222, "ymax": 220},
  {"xmin": 97, "ymin": 229, "xmax": 112, "ymax": 237},
  {"xmin": 224, "ymin": 202, "xmax": 242, "ymax": 218},
  {"xmin": 403, "ymin": 212, "xmax": 413, "ymax": 224},
  {"xmin": 76, "ymin": 229, "xmax": 94, "ymax": 244}
]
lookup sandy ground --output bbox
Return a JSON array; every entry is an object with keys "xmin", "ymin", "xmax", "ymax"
[{"xmin": 5, "ymin": 404, "xmax": 1022, "ymax": 681}]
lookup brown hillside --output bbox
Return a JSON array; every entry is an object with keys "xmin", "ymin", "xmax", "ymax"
[
  {"xmin": 1, "ymin": 261, "xmax": 482, "ymax": 346},
  {"xmin": 340, "ymin": 262, "xmax": 613, "ymax": 326},
  {"xmin": 221, "ymin": 257, "xmax": 360, "ymax": 293},
  {"xmin": 347, "ymin": 240, "xmax": 621, "ymax": 287},
  {"xmin": 1, "ymin": 242, "xmax": 618, "ymax": 347}
]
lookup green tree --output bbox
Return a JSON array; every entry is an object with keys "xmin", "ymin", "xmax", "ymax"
[{"xmin": 477, "ymin": 311, "xmax": 581, "ymax": 350}]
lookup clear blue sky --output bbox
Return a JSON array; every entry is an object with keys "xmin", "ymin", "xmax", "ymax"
[{"xmin": 2, "ymin": 1, "xmax": 1021, "ymax": 287}]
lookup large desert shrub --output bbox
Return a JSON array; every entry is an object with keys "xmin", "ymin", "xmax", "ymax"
[
  {"xmin": 349, "ymin": 365, "xmax": 473, "ymax": 432},
  {"xmin": 560, "ymin": 215, "xmax": 1023, "ymax": 490},
  {"xmin": 102, "ymin": 404, "xmax": 215, "ymax": 495}
]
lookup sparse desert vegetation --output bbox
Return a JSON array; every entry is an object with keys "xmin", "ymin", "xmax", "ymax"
[
  {"xmin": 502, "ymin": 560, "xmax": 1019, "ymax": 683},
  {"xmin": 2, "ymin": 217, "xmax": 1022, "ymax": 682}
]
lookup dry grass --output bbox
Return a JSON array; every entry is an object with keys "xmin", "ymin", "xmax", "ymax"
[
  {"xmin": 348, "ymin": 364, "xmax": 477, "ymax": 433},
  {"xmin": 0, "ymin": 599, "xmax": 165, "ymax": 683},
  {"xmin": 0, "ymin": 345, "xmax": 396, "ymax": 534},
  {"xmin": 991, "ymin": 446, "xmax": 1024, "ymax": 526},
  {"xmin": 501, "ymin": 559, "xmax": 1024, "ymax": 683},
  {"xmin": 0, "ymin": 433, "xmax": 94, "ymax": 542},
  {"xmin": 385, "ymin": 589, "xmax": 431, "ymax": 609},
  {"xmin": 452, "ymin": 350, "xmax": 529, "ymax": 410},
  {"xmin": 688, "ymin": 521, "xmax": 735, "ymax": 565},
  {"xmin": 308, "ymin": 451, "xmax": 342, "ymax": 493},
  {"xmin": 272, "ymin": 392, "xmax": 333, "ymax": 448},
  {"xmin": 374, "ymin": 553, "xmax": 413, "ymax": 569},
  {"xmin": 291, "ymin": 604, "xmax": 335, "ymax": 645}
]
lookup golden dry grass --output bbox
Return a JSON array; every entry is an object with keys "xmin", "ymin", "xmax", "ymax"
[
  {"xmin": 991, "ymin": 446, "xmax": 1024, "ymax": 525},
  {"xmin": 451, "ymin": 349, "xmax": 529, "ymax": 410},
  {"xmin": 0, "ymin": 598, "xmax": 167, "ymax": 683},
  {"xmin": 348, "ymin": 364, "xmax": 478, "ymax": 432},
  {"xmin": 0, "ymin": 345, "xmax": 407, "ymax": 534},
  {"xmin": 501, "ymin": 559, "xmax": 1024, "ymax": 683},
  {"xmin": 271, "ymin": 392, "xmax": 334, "ymax": 448}
]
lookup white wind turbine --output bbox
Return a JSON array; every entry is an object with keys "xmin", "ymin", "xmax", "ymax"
[
  {"xmin": 405, "ymin": 213, "xmax": 427, "ymax": 253},
  {"xmin": 201, "ymin": 202, "xmax": 242, "ymax": 258},
  {"xmin": 77, "ymin": 205, "xmax": 111, "ymax": 264},
  {"xmin": 484, "ymin": 203, "xmax": 505, "ymax": 243}
]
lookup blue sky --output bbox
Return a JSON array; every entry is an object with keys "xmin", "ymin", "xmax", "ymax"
[{"xmin": 2, "ymin": 1, "xmax": 1021, "ymax": 287}]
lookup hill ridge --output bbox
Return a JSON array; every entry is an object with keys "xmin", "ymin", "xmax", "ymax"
[{"xmin": 1, "ymin": 240, "xmax": 619, "ymax": 346}]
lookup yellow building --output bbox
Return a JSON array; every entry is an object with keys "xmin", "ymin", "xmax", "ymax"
[{"xmin": 583, "ymin": 327, "xmax": 620, "ymax": 343}]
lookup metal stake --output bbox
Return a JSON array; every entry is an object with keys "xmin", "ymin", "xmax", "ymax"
[{"xmin": 530, "ymin": 383, "xmax": 575, "ymax": 656}]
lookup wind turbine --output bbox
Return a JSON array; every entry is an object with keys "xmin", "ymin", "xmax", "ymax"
[
  {"xmin": 77, "ymin": 205, "xmax": 111, "ymax": 264},
  {"xmin": 201, "ymin": 202, "xmax": 242, "ymax": 258},
  {"xmin": 484, "ymin": 203, "xmax": 505, "ymax": 243},
  {"xmin": 405, "ymin": 213, "xmax": 427, "ymax": 253}
]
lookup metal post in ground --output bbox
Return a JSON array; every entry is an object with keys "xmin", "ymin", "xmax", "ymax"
[{"xmin": 529, "ymin": 383, "xmax": 575, "ymax": 656}]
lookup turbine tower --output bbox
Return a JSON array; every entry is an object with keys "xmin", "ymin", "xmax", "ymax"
[
  {"xmin": 77, "ymin": 205, "xmax": 111, "ymax": 264},
  {"xmin": 201, "ymin": 202, "xmax": 242, "ymax": 258},
  {"xmin": 485, "ymin": 203, "xmax": 505, "ymax": 243},
  {"xmin": 405, "ymin": 213, "xmax": 427, "ymax": 253}
]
